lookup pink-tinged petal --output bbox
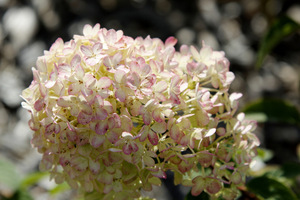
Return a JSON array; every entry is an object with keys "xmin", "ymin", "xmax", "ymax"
[
  {"xmin": 89, "ymin": 158, "xmax": 100, "ymax": 174},
  {"xmin": 115, "ymin": 88, "xmax": 126, "ymax": 102},
  {"xmin": 143, "ymin": 156, "xmax": 155, "ymax": 167},
  {"xmin": 191, "ymin": 176, "xmax": 206, "ymax": 196},
  {"xmin": 108, "ymin": 113, "xmax": 121, "ymax": 129},
  {"xmin": 34, "ymin": 98, "xmax": 45, "ymax": 111},
  {"xmin": 86, "ymin": 57, "xmax": 98, "ymax": 66},
  {"xmin": 165, "ymin": 36, "xmax": 177, "ymax": 47},
  {"xmin": 178, "ymin": 159, "xmax": 193, "ymax": 173},
  {"xmin": 139, "ymin": 125, "xmax": 149, "ymax": 142},
  {"xmin": 149, "ymin": 60, "xmax": 164, "ymax": 73},
  {"xmin": 66, "ymin": 129, "xmax": 77, "ymax": 142},
  {"xmin": 195, "ymin": 109, "xmax": 209, "ymax": 127},
  {"xmin": 229, "ymin": 92, "xmax": 242, "ymax": 102},
  {"xmin": 89, "ymin": 134, "xmax": 105, "ymax": 148},
  {"xmin": 198, "ymin": 151, "xmax": 213, "ymax": 167},
  {"xmin": 84, "ymin": 74, "xmax": 96, "ymax": 88},
  {"xmin": 83, "ymin": 24, "xmax": 93, "ymax": 36},
  {"xmin": 131, "ymin": 142, "xmax": 139, "ymax": 153},
  {"xmin": 151, "ymin": 122, "xmax": 167, "ymax": 133},
  {"xmin": 200, "ymin": 46, "xmax": 213, "ymax": 59},
  {"xmin": 170, "ymin": 75, "xmax": 181, "ymax": 91},
  {"xmin": 211, "ymin": 76, "xmax": 219, "ymax": 88},
  {"xmin": 216, "ymin": 127, "xmax": 226, "ymax": 136},
  {"xmin": 127, "ymin": 72, "xmax": 140, "ymax": 89},
  {"xmin": 70, "ymin": 156, "xmax": 88, "ymax": 171},
  {"xmin": 68, "ymin": 83, "xmax": 81, "ymax": 95},
  {"xmin": 148, "ymin": 130, "xmax": 159, "ymax": 145},
  {"xmin": 45, "ymin": 72, "xmax": 57, "ymax": 88},
  {"xmin": 114, "ymin": 70, "xmax": 126, "ymax": 83},
  {"xmin": 93, "ymin": 42, "xmax": 102, "ymax": 54},
  {"xmin": 154, "ymin": 80, "xmax": 167, "ymax": 93},
  {"xmin": 77, "ymin": 111, "xmax": 92, "ymax": 125},
  {"xmin": 98, "ymin": 77, "xmax": 112, "ymax": 89},
  {"xmin": 107, "ymin": 130, "xmax": 119, "ymax": 144},
  {"xmin": 75, "ymin": 63, "xmax": 85, "ymax": 78},
  {"xmin": 180, "ymin": 82, "xmax": 188, "ymax": 93},
  {"xmin": 76, "ymin": 132, "xmax": 89, "ymax": 146},
  {"xmin": 170, "ymin": 92, "xmax": 181, "ymax": 104},
  {"xmin": 123, "ymin": 143, "xmax": 132, "ymax": 155},
  {"xmin": 120, "ymin": 115, "xmax": 133, "ymax": 132},
  {"xmin": 59, "ymin": 131, "xmax": 68, "ymax": 143},
  {"xmin": 179, "ymin": 135, "xmax": 189, "ymax": 146},
  {"xmin": 187, "ymin": 62, "xmax": 205, "ymax": 75},
  {"xmin": 204, "ymin": 128, "xmax": 216, "ymax": 137},
  {"xmin": 225, "ymin": 71, "xmax": 235, "ymax": 85},
  {"xmin": 95, "ymin": 107, "xmax": 108, "ymax": 120},
  {"xmin": 152, "ymin": 109, "xmax": 164, "ymax": 123},
  {"xmin": 106, "ymin": 29, "xmax": 117, "ymax": 44},
  {"xmin": 112, "ymin": 53, "xmax": 122, "ymax": 65},
  {"xmin": 98, "ymin": 171, "xmax": 113, "ymax": 185},
  {"xmin": 39, "ymin": 83, "xmax": 47, "ymax": 97},
  {"xmin": 103, "ymin": 56, "xmax": 112, "ymax": 69},
  {"xmin": 103, "ymin": 184, "xmax": 113, "ymax": 194},
  {"xmin": 45, "ymin": 123, "xmax": 60, "ymax": 135},
  {"xmin": 36, "ymin": 57, "xmax": 47, "ymax": 73},
  {"xmin": 80, "ymin": 45, "xmax": 93, "ymax": 57},
  {"xmin": 190, "ymin": 46, "xmax": 201, "ymax": 62},
  {"xmin": 57, "ymin": 97, "xmax": 70, "ymax": 107},
  {"xmin": 206, "ymin": 179, "xmax": 222, "ymax": 194},
  {"xmin": 231, "ymin": 171, "xmax": 242, "ymax": 185},
  {"xmin": 95, "ymin": 120, "xmax": 108, "ymax": 135},
  {"xmin": 170, "ymin": 124, "xmax": 182, "ymax": 141},
  {"xmin": 140, "ymin": 64, "xmax": 151, "ymax": 77},
  {"xmin": 130, "ymin": 101, "xmax": 141, "ymax": 116},
  {"xmin": 50, "ymin": 38, "xmax": 64, "ymax": 52},
  {"xmin": 71, "ymin": 54, "xmax": 81, "ymax": 68},
  {"xmin": 142, "ymin": 111, "xmax": 152, "ymax": 125},
  {"xmin": 103, "ymin": 100, "xmax": 114, "ymax": 114},
  {"xmin": 81, "ymin": 102, "xmax": 93, "ymax": 115},
  {"xmin": 113, "ymin": 181, "xmax": 123, "ymax": 193},
  {"xmin": 78, "ymin": 145, "xmax": 92, "ymax": 157},
  {"xmin": 151, "ymin": 168, "xmax": 167, "ymax": 179},
  {"xmin": 58, "ymin": 63, "xmax": 71, "ymax": 79}
]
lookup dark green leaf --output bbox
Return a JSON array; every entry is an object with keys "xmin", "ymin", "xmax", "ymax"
[
  {"xmin": 0, "ymin": 158, "xmax": 22, "ymax": 197},
  {"xmin": 185, "ymin": 190, "xmax": 210, "ymax": 200},
  {"xmin": 49, "ymin": 182, "xmax": 70, "ymax": 196},
  {"xmin": 281, "ymin": 162, "xmax": 300, "ymax": 178},
  {"xmin": 256, "ymin": 16, "xmax": 300, "ymax": 68},
  {"xmin": 20, "ymin": 172, "xmax": 48, "ymax": 188},
  {"xmin": 247, "ymin": 176, "xmax": 297, "ymax": 200},
  {"xmin": 243, "ymin": 98, "xmax": 300, "ymax": 126},
  {"xmin": 256, "ymin": 148, "xmax": 274, "ymax": 162}
]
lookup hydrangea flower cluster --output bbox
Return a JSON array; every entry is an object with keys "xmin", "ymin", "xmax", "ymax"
[{"xmin": 21, "ymin": 24, "xmax": 259, "ymax": 200}]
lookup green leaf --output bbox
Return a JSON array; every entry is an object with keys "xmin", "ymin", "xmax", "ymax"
[
  {"xmin": 257, "ymin": 148, "xmax": 274, "ymax": 162},
  {"xmin": 2, "ymin": 188, "xmax": 34, "ymax": 200},
  {"xmin": 20, "ymin": 172, "xmax": 48, "ymax": 188},
  {"xmin": 0, "ymin": 158, "xmax": 22, "ymax": 197},
  {"xmin": 281, "ymin": 162, "xmax": 300, "ymax": 179},
  {"xmin": 256, "ymin": 16, "xmax": 300, "ymax": 68},
  {"xmin": 243, "ymin": 98, "xmax": 300, "ymax": 126},
  {"xmin": 49, "ymin": 182, "xmax": 70, "ymax": 196},
  {"xmin": 247, "ymin": 176, "xmax": 297, "ymax": 200},
  {"xmin": 185, "ymin": 190, "xmax": 210, "ymax": 200}
]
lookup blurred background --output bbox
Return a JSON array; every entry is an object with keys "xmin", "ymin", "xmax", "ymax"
[{"xmin": 0, "ymin": 0, "xmax": 299, "ymax": 199}]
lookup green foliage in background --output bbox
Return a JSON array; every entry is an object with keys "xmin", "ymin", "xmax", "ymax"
[
  {"xmin": 243, "ymin": 98, "xmax": 300, "ymax": 126},
  {"xmin": 256, "ymin": 16, "xmax": 300, "ymax": 68}
]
